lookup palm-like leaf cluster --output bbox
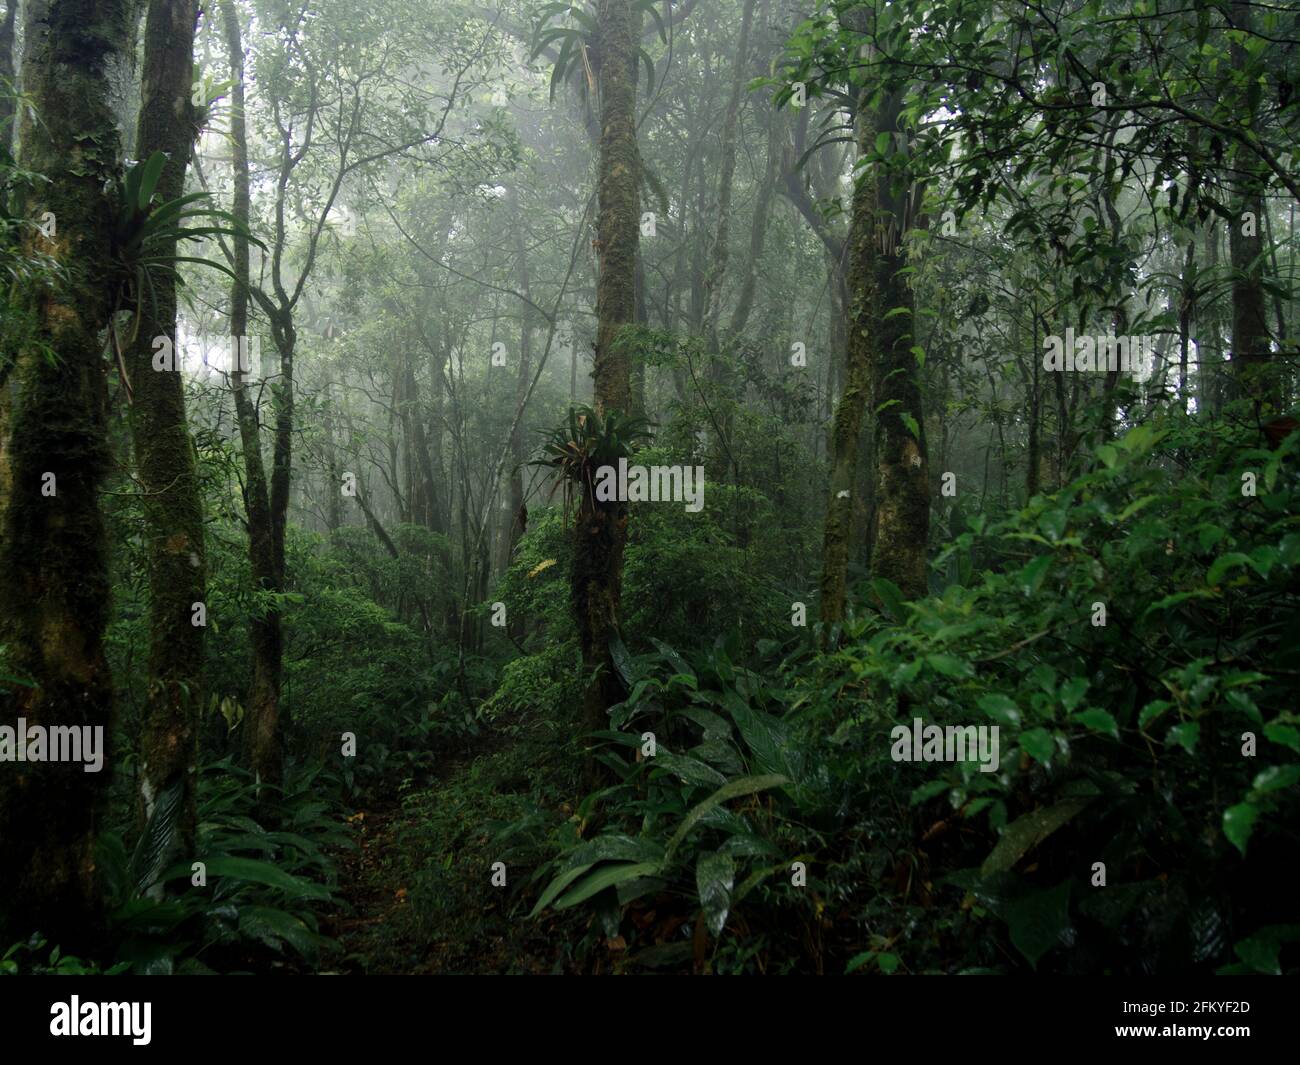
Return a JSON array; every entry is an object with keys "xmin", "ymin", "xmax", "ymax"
[{"xmin": 530, "ymin": 404, "xmax": 653, "ymax": 522}]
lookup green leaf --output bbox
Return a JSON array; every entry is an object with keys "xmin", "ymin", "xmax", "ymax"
[
  {"xmin": 649, "ymin": 637, "xmax": 693, "ymax": 681},
  {"xmin": 977, "ymin": 694, "xmax": 1021, "ymax": 726},
  {"xmin": 869, "ymin": 577, "xmax": 907, "ymax": 620},
  {"xmin": 1059, "ymin": 676, "xmax": 1088, "ymax": 712},
  {"xmin": 1005, "ymin": 880, "xmax": 1071, "ymax": 969},
  {"xmin": 608, "ymin": 631, "xmax": 635, "ymax": 690},
  {"xmin": 129, "ymin": 778, "xmax": 185, "ymax": 896},
  {"xmin": 723, "ymin": 691, "xmax": 795, "ymax": 778},
  {"xmin": 1222, "ymin": 802, "xmax": 1257, "ymax": 856},
  {"xmin": 160, "ymin": 856, "xmax": 331, "ymax": 901},
  {"xmin": 1020, "ymin": 728, "xmax": 1056, "ymax": 765},
  {"xmin": 652, "ymin": 749, "xmax": 727, "ymax": 788},
  {"xmin": 554, "ymin": 862, "xmax": 660, "ymax": 911},
  {"xmin": 1071, "ymin": 708, "xmax": 1118, "ymax": 738},
  {"xmin": 1264, "ymin": 723, "xmax": 1300, "ymax": 753},
  {"xmin": 1207, "ymin": 552, "xmax": 1252, "ymax": 586},
  {"xmin": 925, "ymin": 653, "xmax": 973, "ymax": 679},
  {"xmin": 982, "ymin": 798, "xmax": 1093, "ymax": 876},
  {"xmin": 1166, "ymin": 721, "xmax": 1200, "ymax": 753},
  {"xmin": 1252, "ymin": 765, "xmax": 1300, "ymax": 794},
  {"xmin": 663, "ymin": 774, "xmax": 788, "ymax": 865},
  {"xmin": 1233, "ymin": 926, "xmax": 1300, "ymax": 975},
  {"xmin": 530, "ymin": 863, "xmax": 596, "ymax": 917},
  {"xmin": 1018, "ymin": 554, "xmax": 1053, "ymax": 596},
  {"xmin": 1116, "ymin": 495, "xmax": 1158, "ymax": 522},
  {"xmin": 696, "ymin": 851, "xmax": 736, "ymax": 936},
  {"xmin": 909, "ymin": 779, "xmax": 950, "ymax": 806},
  {"xmin": 238, "ymin": 906, "xmax": 321, "ymax": 960},
  {"xmin": 1138, "ymin": 699, "xmax": 1172, "ymax": 730}
]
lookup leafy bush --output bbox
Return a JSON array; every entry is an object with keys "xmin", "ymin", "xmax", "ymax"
[
  {"xmin": 528, "ymin": 416, "xmax": 1300, "ymax": 974},
  {"xmin": 91, "ymin": 761, "xmax": 349, "ymax": 974}
]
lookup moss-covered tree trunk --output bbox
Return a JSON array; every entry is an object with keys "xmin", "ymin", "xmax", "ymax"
[
  {"xmin": 819, "ymin": 95, "xmax": 877, "ymax": 627},
  {"xmin": 822, "ymin": 40, "xmax": 929, "ymax": 620},
  {"xmin": 574, "ymin": 0, "xmax": 639, "ymax": 751},
  {"xmin": 0, "ymin": 0, "xmax": 131, "ymax": 945},
  {"xmin": 222, "ymin": 0, "xmax": 283, "ymax": 789},
  {"xmin": 868, "ymin": 88, "xmax": 929, "ymax": 601},
  {"xmin": 123, "ymin": 0, "xmax": 204, "ymax": 859},
  {"xmin": 0, "ymin": 2, "xmax": 17, "ymax": 149}
]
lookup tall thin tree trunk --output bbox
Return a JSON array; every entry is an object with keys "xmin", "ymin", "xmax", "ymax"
[
  {"xmin": 820, "ymin": 80, "xmax": 877, "ymax": 627},
  {"xmin": 222, "ymin": 0, "xmax": 283, "ymax": 789},
  {"xmin": 574, "ymin": 0, "xmax": 639, "ymax": 757},
  {"xmin": 124, "ymin": 0, "xmax": 205, "ymax": 855},
  {"xmin": 499, "ymin": 195, "xmax": 534, "ymax": 578},
  {"xmin": 869, "ymin": 89, "xmax": 929, "ymax": 600},
  {"xmin": 1228, "ymin": 0, "xmax": 1274, "ymax": 411},
  {"xmin": 700, "ymin": 0, "xmax": 754, "ymax": 352},
  {"xmin": 0, "ymin": 2, "xmax": 16, "ymax": 150}
]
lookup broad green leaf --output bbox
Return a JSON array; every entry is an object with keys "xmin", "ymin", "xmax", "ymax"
[
  {"xmin": 554, "ymin": 862, "xmax": 660, "ymax": 911},
  {"xmin": 982, "ymin": 798, "xmax": 1093, "ymax": 876},
  {"xmin": 1019, "ymin": 728, "xmax": 1056, "ymax": 765},
  {"xmin": 696, "ymin": 851, "xmax": 735, "ymax": 936},
  {"xmin": 664, "ymin": 774, "xmax": 788, "ymax": 865},
  {"xmin": 977, "ymin": 694, "xmax": 1021, "ymax": 726},
  {"xmin": 1222, "ymin": 802, "xmax": 1257, "ymax": 856},
  {"xmin": 1071, "ymin": 708, "xmax": 1118, "ymax": 738},
  {"xmin": 1166, "ymin": 722, "xmax": 1200, "ymax": 753},
  {"xmin": 1005, "ymin": 880, "xmax": 1071, "ymax": 969}
]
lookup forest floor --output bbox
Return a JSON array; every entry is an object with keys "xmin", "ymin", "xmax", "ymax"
[{"xmin": 322, "ymin": 724, "xmax": 584, "ymax": 975}]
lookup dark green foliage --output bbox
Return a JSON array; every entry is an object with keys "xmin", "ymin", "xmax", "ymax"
[{"xmin": 527, "ymin": 417, "xmax": 1300, "ymax": 974}]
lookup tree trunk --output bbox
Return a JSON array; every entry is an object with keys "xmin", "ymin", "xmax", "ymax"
[
  {"xmin": 868, "ymin": 90, "xmax": 929, "ymax": 600},
  {"xmin": 499, "ymin": 195, "xmax": 534, "ymax": 579},
  {"xmin": 222, "ymin": 0, "xmax": 283, "ymax": 789},
  {"xmin": 574, "ymin": 0, "xmax": 639, "ymax": 754},
  {"xmin": 0, "ymin": 1, "xmax": 16, "ymax": 151},
  {"xmin": 0, "ymin": 0, "xmax": 132, "ymax": 946},
  {"xmin": 1228, "ymin": 0, "xmax": 1274, "ymax": 410},
  {"xmin": 819, "ymin": 87, "xmax": 876, "ymax": 627},
  {"xmin": 700, "ymin": 0, "xmax": 755, "ymax": 352},
  {"xmin": 124, "ymin": 0, "xmax": 204, "ymax": 857}
]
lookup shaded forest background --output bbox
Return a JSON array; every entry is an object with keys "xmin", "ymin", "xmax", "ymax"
[{"xmin": 1, "ymin": 0, "xmax": 1298, "ymax": 975}]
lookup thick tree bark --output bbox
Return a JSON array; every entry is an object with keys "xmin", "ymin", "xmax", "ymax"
[
  {"xmin": 822, "ymin": 21, "xmax": 929, "ymax": 622},
  {"xmin": 123, "ymin": 0, "xmax": 205, "ymax": 855},
  {"xmin": 0, "ymin": 0, "xmax": 132, "ymax": 945},
  {"xmin": 819, "ymin": 92, "xmax": 876, "ymax": 627},
  {"xmin": 574, "ymin": 0, "xmax": 639, "ymax": 751},
  {"xmin": 868, "ymin": 90, "xmax": 929, "ymax": 600}
]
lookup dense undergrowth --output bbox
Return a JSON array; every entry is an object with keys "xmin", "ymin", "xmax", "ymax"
[{"xmin": 6, "ymin": 413, "xmax": 1298, "ymax": 975}]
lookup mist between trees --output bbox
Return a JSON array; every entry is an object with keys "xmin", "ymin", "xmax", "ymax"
[{"xmin": 0, "ymin": 0, "xmax": 1297, "ymax": 976}]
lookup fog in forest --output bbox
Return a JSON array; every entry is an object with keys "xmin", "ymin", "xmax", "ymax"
[{"xmin": 1, "ymin": 0, "xmax": 1298, "ymax": 984}]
